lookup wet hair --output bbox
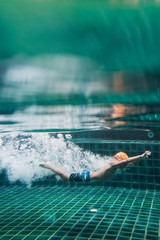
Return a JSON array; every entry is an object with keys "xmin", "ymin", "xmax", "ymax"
[{"xmin": 114, "ymin": 152, "xmax": 128, "ymax": 161}]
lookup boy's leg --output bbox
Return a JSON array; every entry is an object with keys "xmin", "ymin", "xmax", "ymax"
[{"xmin": 39, "ymin": 162, "xmax": 69, "ymax": 182}]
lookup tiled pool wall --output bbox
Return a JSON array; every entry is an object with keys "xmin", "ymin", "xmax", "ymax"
[{"xmin": 0, "ymin": 137, "xmax": 159, "ymax": 190}]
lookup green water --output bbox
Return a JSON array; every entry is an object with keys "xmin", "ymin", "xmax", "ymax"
[
  {"xmin": 0, "ymin": 0, "xmax": 160, "ymax": 110},
  {"xmin": 0, "ymin": 2, "xmax": 160, "ymax": 239},
  {"xmin": 0, "ymin": 0, "xmax": 160, "ymax": 111},
  {"xmin": 0, "ymin": 0, "xmax": 160, "ymax": 71}
]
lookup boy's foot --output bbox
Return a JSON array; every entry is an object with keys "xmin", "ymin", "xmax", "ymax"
[{"xmin": 39, "ymin": 162, "xmax": 53, "ymax": 170}]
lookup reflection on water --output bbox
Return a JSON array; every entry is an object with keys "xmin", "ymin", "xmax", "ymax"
[
  {"xmin": 0, "ymin": 55, "xmax": 160, "ymax": 133},
  {"xmin": 0, "ymin": 104, "xmax": 159, "ymax": 133},
  {"xmin": 0, "ymin": 54, "xmax": 160, "ymax": 108},
  {"xmin": 111, "ymin": 104, "xmax": 126, "ymax": 128}
]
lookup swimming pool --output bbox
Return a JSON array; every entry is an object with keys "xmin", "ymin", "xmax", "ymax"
[
  {"xmin": 0, "ymin": 1, "xmax": 160, "ymax": 239},
  {"xmin": 0, "ymin": 104, "xmax": 159, "ymax": 240}
]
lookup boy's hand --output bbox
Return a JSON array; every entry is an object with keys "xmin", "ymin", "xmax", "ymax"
[{"xmin": 142, "ymin": 151, "xmax": 151, "ymax": 158}]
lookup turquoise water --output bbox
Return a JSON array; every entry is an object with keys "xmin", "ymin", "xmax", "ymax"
[
  {"xmin": 0, "ymin": 1, "xmax": 160, "ymax": 239},
  {"xmin": 0, "ymin": 58, "xmax": 160, "ymax": 238}
]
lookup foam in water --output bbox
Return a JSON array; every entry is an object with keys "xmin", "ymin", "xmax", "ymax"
[{"xmin": 0, "ymin": 133, "xmax": 112, "ymax": 187}]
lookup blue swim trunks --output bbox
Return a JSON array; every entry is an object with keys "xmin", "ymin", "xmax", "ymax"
[{"xmin": 69, "ymin": 170, "xmax": 90, "ymax": 182}]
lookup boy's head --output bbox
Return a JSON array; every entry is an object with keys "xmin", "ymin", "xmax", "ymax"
[{"xmin": 114, "ymin": 152, "xmax": 128, "ymax": 161}]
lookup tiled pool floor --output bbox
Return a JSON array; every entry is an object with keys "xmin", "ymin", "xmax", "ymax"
[{"xmin": 0, "ymin": 185, "xmax": 159, "ymax": 240}]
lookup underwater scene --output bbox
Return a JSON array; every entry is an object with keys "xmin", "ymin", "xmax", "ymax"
[{"xmin": 0, "ymin": 1, "xmax": 160, "ymax": 240}]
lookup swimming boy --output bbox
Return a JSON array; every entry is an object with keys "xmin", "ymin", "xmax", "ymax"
[{"xmin": 39, "ymin": 151, "xmax": 151, "ymax": 182}]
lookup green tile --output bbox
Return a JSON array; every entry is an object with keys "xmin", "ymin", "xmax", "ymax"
[
  {"xmin": 11, "ymin": 235, "xmax": 27, "ymax": 240},
  {"xmin": 0, "ymin": 237, "xmax": 13, "ymax": 240},
  {"xmin": 25, "ymin": 236, "xmax": 40, "ymax": 240}
]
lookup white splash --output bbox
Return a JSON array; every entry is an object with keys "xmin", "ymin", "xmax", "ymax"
[{"xmin": 0, "ymin": 133, "xmax": 112, "ymax": 187}]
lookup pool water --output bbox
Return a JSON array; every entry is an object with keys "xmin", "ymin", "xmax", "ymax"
[
  {"xmin": 0, "ymin": 101, "xmax": 160, "ymax": 240},
  {"xmin": 1, "ymin": 1, "xmax": 160, "ymax": 239}
]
